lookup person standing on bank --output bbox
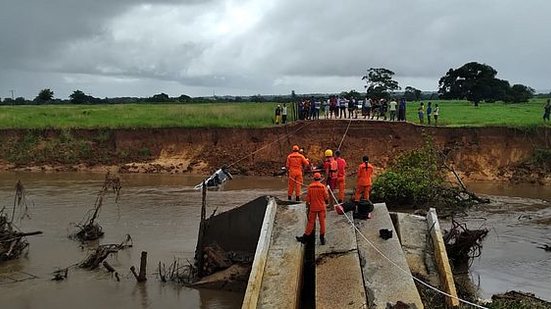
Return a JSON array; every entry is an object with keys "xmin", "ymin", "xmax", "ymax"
[
  {"xmin": 286, "ymin": 145, "xmax": 309, "ymax": 201},
  {"xmin": 389, "ymin": 98, "xmax": 397, "ymax": 121},
  {"xmin": 275, "ymin": 104, "xmax": 282, "ymax": 124},
  {"xmin": 426, "ymin": 102, "xmax": 432, "ymax": 125},
  {"xmin": 544, "ymin": 99, "xmax": 551, "ymax": 122},
  {"xmin": 335, "ymin": 150, "xmax": 347, "ymax": 203},
  {"xmin": 354, "ymin": 155, "xmax": 374, "ymax": 202},
  {"xmin": 433, "ymin": 103, "xmax": 440, "ymax": 126},
  {"xmin": 418, "ymin": 102, "xmax": 425, "ymax": 124},
  {"xmin": 296, "ymin": 172, "xmax": 329, "ymax": 245},
  {"xmin": 282, "ymin": 103, "xmax": 288, "ymax": 124}
]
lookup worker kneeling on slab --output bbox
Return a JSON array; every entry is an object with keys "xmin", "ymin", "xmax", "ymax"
[{"xmin": 296, "ymin": 172, "xmax": 329, "ymax": 245}]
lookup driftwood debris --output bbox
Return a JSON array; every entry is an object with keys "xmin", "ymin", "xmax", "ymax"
[
  {"xmin": 443, "ymin": 219, "xmax": 489, "ymax": 270},
  {"xmin": 102, "ymin": 261, "xmax": 120, "ymax": 281},
  {"xmin": 158, "ymin": 259, "xmax": 197, "ymax": 284},
  {"xmin": 202, "ymin": 243, "xmax": 232, "ymax": 275},
  {"xmin": 1, "ymin": 181, "xmax": 42, "ymax": 263},
  {"xmin": 131, "ymin": 251, "xmax": 148, "ymax": 282},
  {"xmin": 51, "ymin": 268, "xmax": 69, "ymax": 281},
  {"xmin": 71, "ymin": 172, "xmax": 121, "ymax": 242},
  {"xmin": 491, "ymin": 291, "xmax": 551, "ymax": 308},
  {"xmin": 79, "ymin": 234, "xmax": 132, "ymax": 270},
  {"xmin": 439, "ymin": 153, "xmax": 491, "ymax": 207}
]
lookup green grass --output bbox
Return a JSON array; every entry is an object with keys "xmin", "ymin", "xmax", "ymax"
[
  {"xmin": 0, "ymin": 103, "xmax": 280, "ymax": 129},
  {"xmin": 405, "ymin": 99, "xmax": 549, "ymax": 128},
  {"xmin": 0, "ymin": 99, "xmax": 548, "ymax": 129}
]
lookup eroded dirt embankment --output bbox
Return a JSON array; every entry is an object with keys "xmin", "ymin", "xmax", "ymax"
[{"xmin": 0, "ymin": 121, "xmax": 549, "ymax": 183}]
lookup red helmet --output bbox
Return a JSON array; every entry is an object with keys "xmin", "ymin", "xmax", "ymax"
[
  {"xmin": 292, "ymin": 145, "xmax": 299, "ymax": 151},
  {"xmin": 313, "ymin": 172, "xmax": 322, "ymax": 180}
]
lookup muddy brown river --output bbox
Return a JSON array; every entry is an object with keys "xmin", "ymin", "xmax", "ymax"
[{"xmin": 0, "ymin": 173, "xmax": 550, "ymax": 308}]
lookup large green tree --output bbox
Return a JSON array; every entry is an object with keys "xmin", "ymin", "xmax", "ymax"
[
  {"xmin": 404, "ymin": 86, "xmax": 422, "ymax": 101},
  {"xmin": 507, "ymin": 84, "xmax": 535, "ymax": 103},
  {"xmin": 70, "ymin": 90, "xmax": 88, "ymax": 104},
  {"xmin": 438, "ymin": 62, "xmax": 533, "ymax": 104},
  {"xmin": 34, "ymin": 88, "xmax": 54, "ymax": 104},
  {"xmin": 362, "ymin": 68, "xmax": 400, "ymax": 99}
]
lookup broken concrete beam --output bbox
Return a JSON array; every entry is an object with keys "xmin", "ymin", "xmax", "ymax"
[
  {"xmin": 242, "ymin": 198, "xmax": 278, "ymax": 308},
  {"xmin": 427, "ymin": 208, "xmax": 460, "ymax": 307},
  {"xmin": 356, "ymin": 203, "xmax": 424, "ymax": 309},
  {"xmin": 315, "ymin": 210, "xmax": 366, "ymax": 309},
  {"xmin": 393, "ymin": 212, "xmax": 440, "ymax": 288},
  {"xmin": 257, "ymin": 203, "xmax": 306, "ymax": 309}
]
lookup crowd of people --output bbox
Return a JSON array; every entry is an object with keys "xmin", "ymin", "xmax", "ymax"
[
  {"xmin": 285, "ymin": 145, "xmax": 373, "ymax": 245},
  {"xmin": 416, "ymin": 101, "xmax": 440, "ymax": 125},
  {"xmin": 276, "ymin": 97, "xmax": 442, "ymax": 125}
]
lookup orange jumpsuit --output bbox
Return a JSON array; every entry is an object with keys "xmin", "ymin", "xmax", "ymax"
[
  {"xmin": 323, "ymin": 158, "xmax": 338, "ymax": 190},
  {"xmin": 336, "ymin": 157, "xmax": 347, "ymax": 202},
  {"xmin": 355, "ymin": 162, "xmax": 374, "ymax": 201},
  {"xmin": 304, "ymin": 180, "xmax": 329, "ymax": 236},
  {"xmin": 286, "ymin": 151, "xmax": 309, "ymax": 198}
]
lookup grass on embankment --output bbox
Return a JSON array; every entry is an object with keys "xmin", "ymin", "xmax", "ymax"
[
  {"xmin": 0, "ymin": 103, "xmax": 277, "ymax": 129},
  {"xmin": 405, "ymin": 99, "xmax": 549, "ymax": 128},
  {"xmin": 0, "ymin": 99, "xmax": 548, "ymax": 129}
]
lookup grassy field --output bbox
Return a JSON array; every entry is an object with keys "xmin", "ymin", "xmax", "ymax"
[
  {"xmin": 404, "ymin": 99, "xmax": 549, "ymax": 128},
  {"xmin": 0, "ymin": 103, "xmax": 276, "ymax": 129},
  {"xmin": 0, "ymin": 99, "xmax": 548, "ymax": 129}
]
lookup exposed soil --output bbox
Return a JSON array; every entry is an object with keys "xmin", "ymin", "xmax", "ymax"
[{"xmin": 0, "ymin": 121, "xmax": 549, "ymax": 184}]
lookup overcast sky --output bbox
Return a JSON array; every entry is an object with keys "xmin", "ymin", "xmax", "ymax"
[{"xmin": 1, "ymin": 0, "xmax": 550, "ymax": 99}]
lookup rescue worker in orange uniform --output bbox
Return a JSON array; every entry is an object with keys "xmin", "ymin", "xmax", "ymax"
[
  {"xmin": 296, "ymin": 172, "xmax": 329, "ymax": 245},
  {"xmin": 355, "ymin": 155, "xmax": 374, "ymax": 201},
  {"xmin": 286, "ymin": 145, "xmax": 309, "ymax": 201},
  {"xmin": 299, "ymin": 148, "xmax": 312, "ymax": 173},
  {"xmin": 335, "ymin": 150, "xmax": 347, "ymax": 203},
  {"xmin": 323, "ymin": 149, "xmax": 338, "ymax": 191}
]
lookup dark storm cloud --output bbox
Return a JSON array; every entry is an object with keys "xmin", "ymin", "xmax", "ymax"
[
  {"xmin": 0, "ymin": 0, "xmax": 210, "ymax": 69},
  {"xmin": 1, "ymin": 0, "xmax": 550, "ymax": 98}
]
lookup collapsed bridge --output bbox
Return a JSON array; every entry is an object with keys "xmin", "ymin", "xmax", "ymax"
[{"xmin": 194, "ymin": 196, "xmax": 459, "ymax": 309}]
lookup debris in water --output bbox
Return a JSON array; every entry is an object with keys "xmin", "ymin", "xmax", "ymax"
[
  {"xmin": 443, "ymin": 219, "xmax": 489, "ymax": 269},
  {"xmin": 0, "ymin": 181, "xmax": 42, "ymax": 263},
  {"xmin": 79, "ymin": 234, "xmax": 132, "ymax": 270},
  {"xmin": 51, "ymin": 268, "xmax": 69, "ymax": 281},
  {"xmin": 130, "ymin": 251, "xmax": 148, "ymax": 282},
  {"xmin": 70, "ymin": 172, "xmax": 122, "ymax": 242},
  {"xmin": 158, "ymin": 258, "xmax": 197, "ymax": 285},
  {"xmin": 194, "ymin": 167, "xmax": 233, "ymax": 190},
  {"xmin": 491, "ymin": 291, "xmax": 551, "ymax": 308}
]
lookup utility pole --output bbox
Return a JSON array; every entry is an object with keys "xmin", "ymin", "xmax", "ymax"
[{"xmin": 9, "ymin": 90, "xmax": 15, "ymax": 100}]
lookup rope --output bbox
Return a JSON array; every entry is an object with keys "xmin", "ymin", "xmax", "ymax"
[
  {"xmin": 326, "ymin": 188, "xmax": 489, "ymax": 309},
  {"xmin": 227, "ymin": 121, "xmax": 311, "ymax": 168},
  {"xmin": 337, "ymin": 118, "xmax": 353, "ymax": 150}
]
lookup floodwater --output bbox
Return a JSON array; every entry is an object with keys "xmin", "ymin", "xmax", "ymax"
[
  {"xmin": 464, "ymin": 182, "xmax": 551, "ymax": 301},
  {"xmin": 0, "ymin": 173, "xmax": 549, "ymax": 308},
  {"xmin": 0, "ymin": 173, "xmax": 286, "ymax": 309}
]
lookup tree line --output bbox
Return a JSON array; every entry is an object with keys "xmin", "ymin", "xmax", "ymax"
[
  {"xmin": 1, "ymin": 61, "xmax": 544, "ymax": 105},
  {"xmin": 362, "ymin": 62, "xmax": 537, "ymax": 104}
]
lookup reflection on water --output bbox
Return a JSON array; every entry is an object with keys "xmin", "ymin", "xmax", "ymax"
[
  {"xmin": 0, "ymin": 172, "xmax": 287, "ymax": 309},
  {"xmin": 458, "ymin": 182, "xmax": 551, "ymax": 301},
  {"xmin": 0, "ymin": 173, "xmax": 550, "ymax": 307}
]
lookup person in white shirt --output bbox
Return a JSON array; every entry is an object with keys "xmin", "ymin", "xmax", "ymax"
[
  {"xmin": 433, "ymin": 104, "xmax": 440, "ymax": 126},
  {"xmin": 282, "ymin": 103, "xmax": 288, "ymax": 124},
  {"xmin": 389, "ymin": 100, "xmax": 398, "ymax": 121}
]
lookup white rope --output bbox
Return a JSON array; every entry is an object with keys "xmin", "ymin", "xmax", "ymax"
[
  {"xmin": 227, "ymin": 121, "xmax": 311, "ymax": 168},
  {"xmin": 337, "ymin": 118, "xmax": 353, "ymax": 150},
  {"xmin": 326, "ymin": 188, "xmax": 488, "ymax": 309}
]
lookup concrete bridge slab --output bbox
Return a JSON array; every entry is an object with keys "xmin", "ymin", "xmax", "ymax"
[{"xmin": 356, "ymin": 203, "xmax": 424, "ymax": 309}]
